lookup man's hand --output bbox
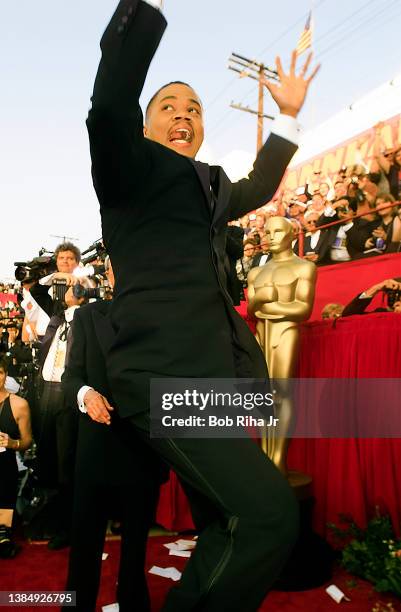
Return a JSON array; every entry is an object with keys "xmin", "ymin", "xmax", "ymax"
[
  {"xmin": 263, "ymin": 51, "xmax": 320, "ymax": 118},
  {"xmin": 304, "ymin": 253, "xmax": 318, "ymax": 262},
  {"xmin": 372, "ymin": 227, "xmax": 387, "ymax": 241},
  {"xmin": 84, "ymin": 389, "xmax": 114, "ymax": 425},
  {"xmin": 53, "ymin": 272, "xmax": 79, "ymax": 286}
]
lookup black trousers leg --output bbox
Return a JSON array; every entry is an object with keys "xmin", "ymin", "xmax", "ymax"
[
  {"xmin": 64, "ymin": 484, "xmax": 108, "ymax": 612},
  {"xmin": 116, "ymin": 481, "xmax": 160, "ymax": 612},
  {"xmin": 128, "ymin": 413, "xmax": 299, "ymax": 612}
]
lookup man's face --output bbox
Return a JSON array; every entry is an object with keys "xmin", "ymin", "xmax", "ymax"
[
  {"xmin": 376, "ymin": 198, "xmax": 392, "ymax": 216},
  {"xmin": 334, "ymin": 181, "xmax": 347, "ymax": 198},
  {"xmin": 255, "ymin": 215, "xmax": 266, "ymax": 230},
  {"xmin": 304, "ymin": 213, "xmax": 319, "ymax": 230},
  {"xmin": 288, "ymin": 203, "xmax": 301, "ymax": 218},
  {"xmin": 144, "ymin": 84, "xmax": 204, "ymax": 158},
  {"xmin": 243, "ymin": 244, "xmax": 255, "ymax": 258},
  {"xmin": 56, "ymin": 250, "xmax": 78, "ymax": 274},
  {"xmin": 266, "ymin": 218, "xmax": 293, "ymax": 253},
  {"xmin": 311, "ymin": 193, "xmax": 324, "ymax": 211}
]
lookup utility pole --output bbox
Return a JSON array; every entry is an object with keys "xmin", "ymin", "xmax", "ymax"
[
  {"xmin": 50, "ymin": 234, "xmax": 79, "ymax": 244},
  {"xmin": 228, "ymin": 53, "xmax": 278, "ymax": 154}
]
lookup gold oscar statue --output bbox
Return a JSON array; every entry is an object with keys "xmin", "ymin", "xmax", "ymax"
[{"xmin": 247, "ymin": 217, "xmax": 316, "ymax": 479}]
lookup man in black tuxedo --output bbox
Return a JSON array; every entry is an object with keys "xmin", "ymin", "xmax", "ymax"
[
  {"xmin": 61, "ymin": 262, "xmax": 167, "ymax": 611},
  {"xmin": 36, "ymin": 287, "xmax": 84, "ymax": 549},
  {"xmin": 251, "ymin": 234, "xmax": 271, "ymax": 268},
  {"xmin": 87, "ymin": 2, "xmax": 319, "ymax": 609}
]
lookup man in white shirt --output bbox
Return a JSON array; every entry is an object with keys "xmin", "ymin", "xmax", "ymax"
[{"xmin": 36, "ymin": 287, "xmax": 86, "ymax": 550}]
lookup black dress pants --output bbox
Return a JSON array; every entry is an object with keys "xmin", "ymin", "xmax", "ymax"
[
  {"xmin": 66, "ymin": 480, "xmax": 158, "ymax": 612},
  {"xmin": 128, "ymin": 412, "xmax": 299, "ymax": 612},
  {"xmin": 36, "ymin": 381, "xmax": 77, "ymax": 535}
]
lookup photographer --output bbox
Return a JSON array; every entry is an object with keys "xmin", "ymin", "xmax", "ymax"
[
  {"xmin": 342, "ymin": 278, "xmax": 401, "ymax": 317},
  {"xmin": 18, "ymin": 242, "xmax": 81, "ymax": 343},
  {"xmin": 35, "ymin": 285, "xmax": 87, "ymax": 549}
]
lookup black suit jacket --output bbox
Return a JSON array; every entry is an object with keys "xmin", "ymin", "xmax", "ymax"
[
  {"xmin": 62, "ymin": 301, "xmax": 167, "ymax": 485},
  {"xmin": 87, "ymin": 0, "xmax": 297, "ymax": 417},
  {"xmin": 251, "ymin": 252, "xmax": 272, "ymax": 268},
  {"xmin": 225, "ymin": 225, "xmax": 245, "ymax": 305}
]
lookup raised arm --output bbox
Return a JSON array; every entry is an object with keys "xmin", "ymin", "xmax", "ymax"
[
  {"xmin": 87, "ymin": 1, "xmax": 167, "ymax": 206},
  {"xmin": 229, "ymin": 51, "xmax": 319, "ymax": 220}
]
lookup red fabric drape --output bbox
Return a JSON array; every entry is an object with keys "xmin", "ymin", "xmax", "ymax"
[
  {"xmin": 157, "ymin": 313, "xmax": 401, "ymax": 536},
  {"xmin": 288, "ymin": 313, "xmax": 401, "ymax": 536}
]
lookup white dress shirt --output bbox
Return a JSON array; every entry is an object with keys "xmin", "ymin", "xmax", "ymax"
[{"xmin": 42, "ymin": 306, "xmax": 79, "ymax": 383}]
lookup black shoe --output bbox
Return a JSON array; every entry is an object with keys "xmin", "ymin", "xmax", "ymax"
[
  {"xmin": 0, "ymin": 525, "xmax": 20, "ymax": 559},
  {"xmin": 47, "ymin": 533, "xmax": 70, "ymax": 550}
]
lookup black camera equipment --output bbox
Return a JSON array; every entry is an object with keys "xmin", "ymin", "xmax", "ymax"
[
  {"xmin": 72, "ymin": 283, "xmax": 112, "ymax": 301},
  {"xmin": 14, "ymin": 252, "xmax": 56, "ymax": 283},
  {"xmin": 81, "ymin": 238, "xmax": 107, "ymax": 265},
  {"xmin": 51, "ymin": 278, "xmax": 69, "ymax": 303},
  {"xmin": 384, "ymin": 287, "xmax": 401, "ymax": 309}
]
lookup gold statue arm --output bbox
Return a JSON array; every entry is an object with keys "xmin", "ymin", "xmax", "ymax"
[
  {"xmin": 254, "ymin": 273, "xmax": 316, "ymax": 321},
  {"xmin": 247, "ymin": 268, "xmax": 262, "ymax": 315}
]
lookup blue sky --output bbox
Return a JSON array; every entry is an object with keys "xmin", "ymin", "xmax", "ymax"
[{"xmin": 1, "ymin": 0, "xmax": 401, "ymax": 278}]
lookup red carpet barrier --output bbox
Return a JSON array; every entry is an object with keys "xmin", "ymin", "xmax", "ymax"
[
  {"xmin": 289, "ymin": 313, "xmax": 401, "ymax": 537},
  {"xmin": 310, "ymin": 253, "xmax": 401, "ymax": 320},
  {"xmin": 157, "ymin": 312, "xmax": 401, "ymax": 537}
]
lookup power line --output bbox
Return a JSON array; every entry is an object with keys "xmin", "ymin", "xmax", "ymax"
[
  {"xmin": 204, "ymin": 0, "xmax": 329, "ymax": 112},
  {"xmin": 207, "ymin": 0, "xmax": 399, "ymax": 146},
  {"xmin": 234, "ymin": 0, "xmax": 397, "ymax": 113}
]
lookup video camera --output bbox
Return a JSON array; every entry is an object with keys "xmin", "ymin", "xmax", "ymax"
[
  {"xmin": 384, "ymin": 287, "xmax": 401, "ymax": 310},
  {"xmin": 81, "ymin": 239, "xmax": 107, "ymax": 266},
  {"xmin": 14, "ymin": 254, "xmax": 56, "ymax": 283}
]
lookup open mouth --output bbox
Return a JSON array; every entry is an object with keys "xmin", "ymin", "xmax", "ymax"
[{"xmin": 169, "ymin": 127, "xmax": 193, "ymax": 145}]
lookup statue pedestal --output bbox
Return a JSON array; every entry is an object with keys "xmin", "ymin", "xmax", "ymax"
[
  {"xmin": 287, "ymin": 470, "xmax": 313, "ymax": 501},
  {"xmin": 273, "ymin": 473, "xmax": 335, "ymax": 591}
]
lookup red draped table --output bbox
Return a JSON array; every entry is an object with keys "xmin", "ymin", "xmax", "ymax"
[{"xmin": 157, "ymin": 312, "xmax": 401, "ymax": 537}]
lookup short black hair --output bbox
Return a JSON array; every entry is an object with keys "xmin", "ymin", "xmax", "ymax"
[
  {"xmin": 145, "ymin": 81, "xmax": 200, "ymax": 120},
  {"xmin": 54, "ymin": 242, "xmax": 81, "ymax": 263}
]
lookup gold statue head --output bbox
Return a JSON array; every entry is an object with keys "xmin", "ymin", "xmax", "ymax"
[{"xmin": 265, "ymin": 216, "xmax": 294, "ymax": 254}]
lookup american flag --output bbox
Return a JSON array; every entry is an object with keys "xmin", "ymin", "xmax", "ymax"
[{"xmin": 296, "ymin": 12, "xmax": 313, "ymax": 56}]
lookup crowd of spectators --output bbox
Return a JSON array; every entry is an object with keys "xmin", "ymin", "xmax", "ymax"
[{"xmin": 233, "ymin": 125, "xmax": 401, "ymax": 289}]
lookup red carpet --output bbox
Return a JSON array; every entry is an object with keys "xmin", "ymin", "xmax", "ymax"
[{"xmin": 0, "ymin": 537, "xmax": 400, "ymax": 611}]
